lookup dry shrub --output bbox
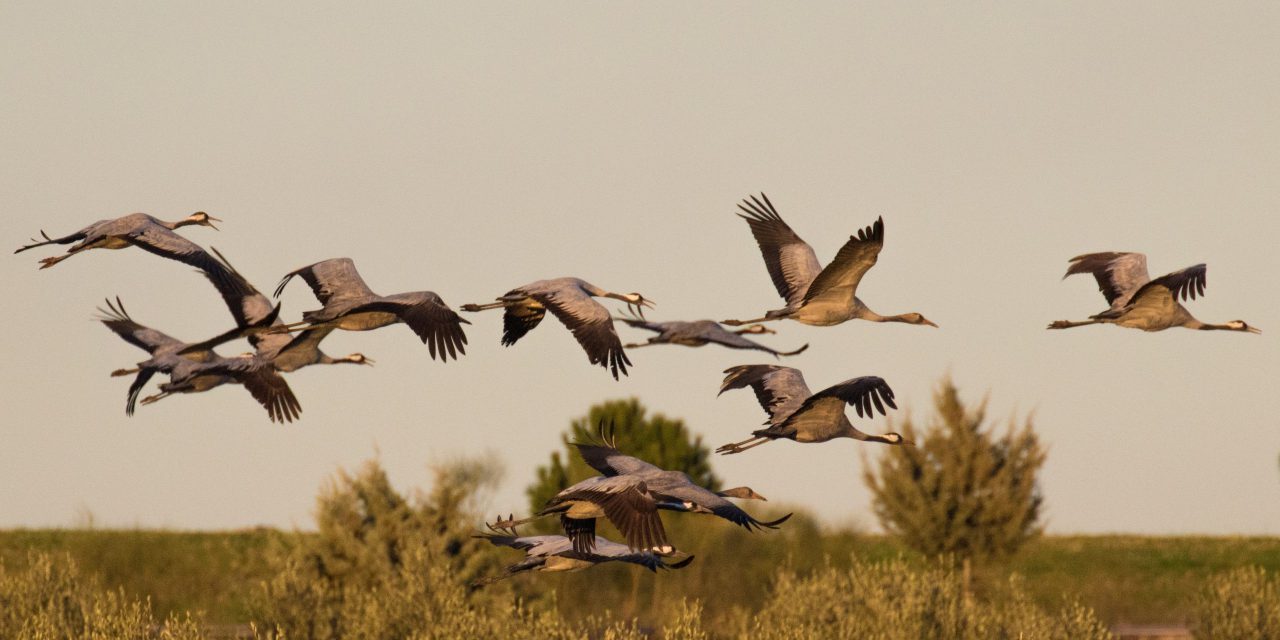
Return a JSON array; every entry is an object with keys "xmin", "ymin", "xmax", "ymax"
[
  {"xmin": 727, "ymin": 556, "xmax": 1112, "ymax": 640},
  {"xmin": 0, "ymin": 552, "xmax": 205, "ymax": 639},
  {"xmin": 1195, "ymin": 566, "xmax": 1280, "ymax": 640}
]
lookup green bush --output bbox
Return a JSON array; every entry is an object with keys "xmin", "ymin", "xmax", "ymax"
[
  {"xmin": 1195, "ymin": 566, "xmax": 1280, "ymax": 639},
  {"xmin": 0, "ymin": 552, "xmax": 206, "ymax": 640}
]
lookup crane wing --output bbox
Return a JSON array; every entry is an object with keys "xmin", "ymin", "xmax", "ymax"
[
  {"xmin": 653, "ymin": 482, "xmax": 794, "ymax": 532},
  {"xmin": 213, "ymin": 357, "xmax": 303, "ymax": 423},
  {"xmin": 96, "ymin": 298, "xmax": 183, "ymax": 354},
  {"xmin": 551, "ymin": 476, "xmax": 668, "ymax": 553},
  {"xmin": 571, "ymin": 441, "xmax": 664, "ymax": 477},
  {"xmin": 274, "ymin": 258, "xmax": 377, "ymax": 305},
  {"xmin": 532, "ymin": 289, "xmax": 631, "ymax": 379},
  {"xmin": 805, "ymin": 375, "xmax": 898, "ymax": 419},
  {"xmin": 1097, "ymin": 263, "xmax": 1207, "ymax": 322},
  {"xmin": 1064, "ymin": 252, "xmax": 1150, "ymax": 309},
  {"xmin": 351, "ymin": 292, "xmax": 469, "ymax": 362},
  {"xmin": 801, "ymin": 217, "xmax": 884, "ymax": 306},
  {"xmin": 125, "ymin": 226, "xmax": 241, "ymax": 294},
  {"xmin": 719, "ymin": 364, "xmax": 812, "ymax": 426},
  {"xmin": 737, "ymin": 193, "xmax": 823, "ymax": 308}
]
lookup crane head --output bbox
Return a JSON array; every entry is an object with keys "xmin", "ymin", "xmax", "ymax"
[
  {"xmin": 879, "ymin": 432, "xmax": 913, "ymax": 446},
  {"xmin": 717, "ymin": 486, "xmax": 768, "ymax": 501},
  {"xmin": 188, "ymin": 211, "xmax": 221, "ymax": 230},
  {"xmin": 1227, "ymin": 320, "xmax": 1261, "ymax": 334},
  {"xmin": 622, "ymin": 292, "xmax": 654, "ymax": 319},
  {"xmin": 903, "ymin": 312, "xmax": 938, "ymax": 328},
  {"xmin": 346, "ymin": 353, "xmax": 375, "ymax": 366}
]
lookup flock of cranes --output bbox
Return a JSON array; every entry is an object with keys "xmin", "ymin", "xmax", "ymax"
[{"xmin": 15, "ymin": 194, "xmax": 1261, "ymax": 584}]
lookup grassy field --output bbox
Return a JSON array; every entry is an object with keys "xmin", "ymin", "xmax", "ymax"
[{"xmin": 3, "ymin": 528, "xmax": 1278, "ymax": 628}]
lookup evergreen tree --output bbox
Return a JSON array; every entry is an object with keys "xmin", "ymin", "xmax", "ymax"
[
  {"xmin": 862, "ymin": 378, "xmax": 1045, "ymax": 562},
  {"xmin": 525, "ymin": 398, "xmax": 720, "ymax": 518}
]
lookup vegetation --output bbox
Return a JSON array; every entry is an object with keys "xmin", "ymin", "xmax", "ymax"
[
  {"xmin": 1195, "ymin": 566, "xmax": 1280, "ymax": 639},
  {"xmin": 863, "ymin": 378, "xmax": 1045, "ymax": 565},
  {"xmin": 0, "ymin": 552, "xmax": 206, "ymax": 639},
  {"xmin": 3, "ymin": 398, "xmax": 1278, "ymax": 637}
]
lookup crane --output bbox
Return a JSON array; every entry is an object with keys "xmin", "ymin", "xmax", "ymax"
[
  {"xmin": 716, "ymin": 364, "xmax": 905, "ymax": 455},
  {"xmin": 723, "ymin": 193, "xmax": 936, "ymax": 329},
  {"xmin": 462, "ymin": 277, "xmax": 653, "ymax": 379},
  {"xmin": 1048, "ymin": 252, "xmax": 1260, "ymax": 334}
]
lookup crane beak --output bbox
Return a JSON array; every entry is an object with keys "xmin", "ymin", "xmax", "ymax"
[
  {"xmin": 923, "ymin": 318, "xmax": 938, "ymax": 328},
  {"xmin": 205, "ymin": 215, "xmax": 222, "ymax": 230},
  {"xmin": 1247, "ymin": 326, "xmax": 1262, "ymax": 334}
]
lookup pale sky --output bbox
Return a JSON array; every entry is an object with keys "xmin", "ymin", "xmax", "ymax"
[{"xmin": 2, "ymin": 2, "xmax": 1278, "ymax": 535}]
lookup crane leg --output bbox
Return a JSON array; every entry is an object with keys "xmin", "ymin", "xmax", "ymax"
[
  {"xmin": 1046, "ymin": 319, "xmax": 1101, "ymax": 330},
  {"xmin": 265, "ymin": 320, "xmax": 313, "ymax": 334},
  {"xmin": 460, "ymin": 301, "xmax": 506, "ymax": 312},
  {"xmin": 38, "ymin": 254, "xmax": 70, "ymax": 269},
  {"xmin": 716, "ymin": 436, "xmax": 771, "ymax": 455},
  {"xmin": 722, "ymin": 316, "xmax": 778, "ymax": 327},
  {"xmin": 139, "ymin": 391, "xmax": 172, "ymax": 406}
]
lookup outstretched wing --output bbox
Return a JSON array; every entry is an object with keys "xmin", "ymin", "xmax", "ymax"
[
  {"xmin": 1104, "ymin": 263, "xmax": 1207, "ymax": 322},
  {"xmin": 125, "ymin": 226, "xmax": 241, "ymax": 294},
  {"xmin": 571, "ymin": 441, "xmax": 663, "ymax": 478},
  {"xmin": 736, "ymin": 193, "xmax": 823, "ymax": 308},
  {"xmin": 551, "ymin": 476, "xmax": 668, "ymax": 553},
  {"xmin": 719, "ymin": 365, "xmax": 812, "ymax": 426},
  {"xmin": 801, "ymin": 216, "xmax": 884, "ymax": 306},
  {"xmin": 214, "ymin": 357, "xmax": 303, "ymax": 423},
  {"xmin": 656, "ymin": 483, "xmax": 794, "ymax": 533},
  {"xmin": 96, "ymin": 298, "xmax": 183, "ymax": 354},
  {"xmin": 806, "ymin": 375, "xmax": 898, "ymax": 419},
  {"xmin": 351, "ymin": 292, "xmax": 469, "ymax": 362},
  {"xmin": 1063, "ymin": 252, "xmax": 1150, "ymax": 309},
  {"xmin": 532, "ymin": 289, "xmax": 631, "ymax": 379},
  {"xmin": 274, "ymin": 257, "xmax": 377, "ymax": 305}
]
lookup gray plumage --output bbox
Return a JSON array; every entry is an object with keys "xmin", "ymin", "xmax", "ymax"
[
  {"xmin": 15, "ymin": 212, "xmax": 230, "ymax": 285},
  {"xmin": 185, "ymin": 248, "xmax": 375, "ymax": 371},
  {"xmin": 97, "ymin": 298, "xmax": 301, "ymax": 423},
  {"xmin": 472, "ymin": 532, "xmax": 694, "ymax": 587},
  {"xmin": 1048, "ymin": 252, "xmax": 1260, "ymax": 334},
  {"xmin": 538, "ymin": 474, "xmax": 672, "ymax": 554},
  {"xmin": 462, "ymin": 277, "xmax": 653, "ymax": 379},
  {"xmin": 715, "ymin": 365, "xmax": 904, "ymax": 455},
  {"xmin": 615, "ymin": 314, "xmax": 808, "ymax": 358},
  {"xmin": 572, "ymin": 431, "xmax": 793, "ymax": 532},
  {"xmin": 272, "ymin": 258, "xmax": 469, "ymax": 361},
  {"xmin": 723, "ymin": 193, "xmax": 936, "ymax": 329}
]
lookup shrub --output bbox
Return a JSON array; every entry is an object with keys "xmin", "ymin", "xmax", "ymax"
[
  {"xmin": 730, "ymin": 556, "xmax": 1112, "ymax": 640},
  {"xmin": 863, "ymin": 378, "xmax": 1045, "ymax": 565},
  {"xmin": 1195, "ymin": 566, "xmax": 1280, "ymax": 640},
  {"xmin": 0, "ymin": 552, "xmax": 206, "ymax": 639}
]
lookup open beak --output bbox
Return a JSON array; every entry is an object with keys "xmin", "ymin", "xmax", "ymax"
[
  {"xmin": 363, "ymin": 357, "xmax": 376, "ymax": 366},
  {"xmin": 206, "ymin": 215, "xmax": 222, "ymax": 230},
  {"xmin": 1247, "ymin": 326, "xmax": 1262, "ymax": 334},
  {"xmin": 630, "ymin": 297, "xmax": 655, "ymax": 319}
]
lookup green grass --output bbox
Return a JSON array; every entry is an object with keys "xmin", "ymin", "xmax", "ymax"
[{"xmin": 2, "ymin": 528, "xmax": 1278, "ymax": 627}]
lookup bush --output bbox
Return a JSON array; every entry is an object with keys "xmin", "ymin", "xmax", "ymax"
[
  {"xmin": 863, "ymin": 378, "xmax": 1045, "ymax": 564},
  {"xmin": 1195, "ymin": 566, "xmax": 1280, "ymax": 640},
  {"xmin": 730, "ymin": 556, "xmax": 1112, "ymax": 640},
  {"xmin": 0, "ymin": 552, "xmax": 206, "ymax": 639}
]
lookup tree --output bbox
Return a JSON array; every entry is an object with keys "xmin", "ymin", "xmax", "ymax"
[
  {"xmin": 862, "ymin": 378, "xmax": 1045, "ymax": 565},
  {"xmin": 525, "ymin": 398, "xmax": 721, "ymax": 528}
]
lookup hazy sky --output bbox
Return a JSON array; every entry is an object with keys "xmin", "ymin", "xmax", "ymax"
[{"xmin": 2, "ymin": 2, "xmax": 1278, "ymax": 535}]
